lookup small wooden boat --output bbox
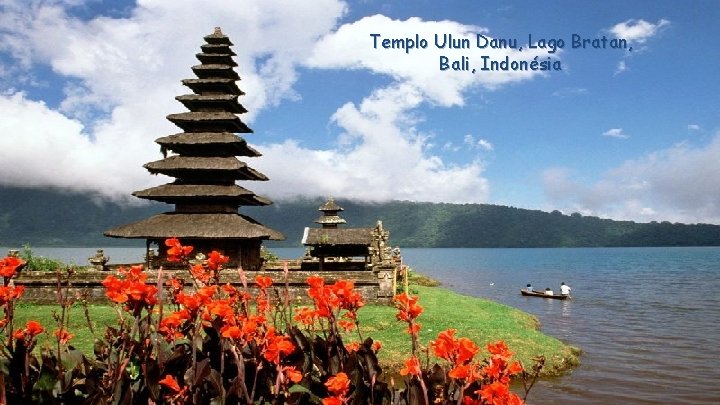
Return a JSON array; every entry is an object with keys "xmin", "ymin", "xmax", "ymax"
[{"xmin": 520, "ymin": 290, "xmax": 569, "ymax": 300}]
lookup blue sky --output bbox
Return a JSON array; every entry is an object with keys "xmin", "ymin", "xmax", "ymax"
[{"xmin": 1, "ymin": 0, "xmax": 719, "ymax": 224}]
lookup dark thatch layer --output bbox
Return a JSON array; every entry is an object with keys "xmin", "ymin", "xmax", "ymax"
[
  {"xmin": 302, "ymin": 227, "xmax": 373, "ymax": 246},
  {"xmin": 155, "ymin": 133, "xmax": 259, "ymax": 157},
  {"xmin": 175, "ymin": 94, "xmax": 247, "ymax": 114},
  {"xmin": 181, "ymin": 78, "xmax": 241, "ymax": 95},
  {"xmin": 201, "ymin": 43, "xmax": 235, "ymax": 55},
  {"xmin": 191, "ymin": 64, "xmax": 239, "ymax": 80},
  {"xmin": 314, "ymin": 215, "xmax": 346, "ymax": 225},
  {"xmin": 196, "ymin": 53, "xmax": 236, "ymax": 66},
  {"xmin": 167, "ymin": 111, "xmax": 251, "ymax": 133},
  {"xmin": 144, "ymin": 156, "xmax": 269, "ymax": 181},
  {"xmin": 204, "ymin": 27, "xmax": 233, "ymax": 45},
  {"xmin": 318, "ymin": 198, "xmax": 344, "ymax": 212},
  {"xmin": 104, "ymin": 212, "xmax": 284, "ymax": 240},
  {"xmin": 133, "ymin": 184, "xmax": 271, "ymax": 206}
]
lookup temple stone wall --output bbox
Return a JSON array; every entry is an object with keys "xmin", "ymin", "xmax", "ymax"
[{"xmin": 12, "ymin": 263, "xmax": 396, "ymax": 305}]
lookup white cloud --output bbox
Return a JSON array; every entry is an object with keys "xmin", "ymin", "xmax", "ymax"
[
  {"xmin": 602, "ymin": 128, "xmax": 628, "ymax": 139},
  {"xmin": 0, "ymin": 4, "xmax": 554, "ymax": 205},
  {"xmin": 614, "ymin": 60, "xmax": 628, "ymax": 75},
  {"xmin": 305, "ymin": 14, "xmax": 556, "ymax": 107},
  {"xmin": 0, "ymin": 0, "xmax": 346, "ymax": 197},
  {"xmin": 688, "ymin": 124, "xmax": 701, "ymax": 131},
  {"xmin": 607, "ymin": 18, "xmax": 669, "ymax": 76},
  {"xmin": 542, "ymin": 134, "xmax": 720, "ymax": 224},
  {"xmin": 253, "ymin": 83, "xmax": 489, "ymax": 202},
  {"xmin": 463, "ymin": 134, "xmax": 493, "ymax": 151},
  {"xmin": 609, "ymin": 18, "xmax": 670, "ymax": 44}
]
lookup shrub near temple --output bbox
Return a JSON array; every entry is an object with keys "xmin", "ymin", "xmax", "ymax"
[{"xmin": 0, "ymin": 239, "xmax": 540, "ymax": 404}]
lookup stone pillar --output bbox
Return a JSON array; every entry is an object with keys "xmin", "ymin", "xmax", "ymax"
[{"xmin": 375, "ymin": 265, "xmax": 396, "ymax": 298}]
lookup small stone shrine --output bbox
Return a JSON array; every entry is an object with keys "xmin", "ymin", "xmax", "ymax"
[
  {"xmin": 104, "ymin": 27, "xmax": 282, "ymax": 270},
  {"xmin": 301, "ymin": 199, "xmax": 397, "ymax": 298}
]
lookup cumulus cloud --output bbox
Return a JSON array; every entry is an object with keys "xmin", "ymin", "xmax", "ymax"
[
  {"xmin": 609, "ymin": 18, "xmax": 670, "ymax": 44},
  {"xmin": 305, "ymin": 14, "xmax": 555, "ymax": 106},
  {"xmin": 0, "ymin": 4, "xmax": 554, "ymax": 205},
  {"xmin": 542, "ymin": 134, "xmax": 720, "ymax": 224},
  {"xmin": 252, "ymin": 83, "xmax": 489, "ymax": 202},
  {"xmin": 688, "ymin": 124, "xmax": 701, "ymax": 131},
  {"xmin": 463, "ymin": 134, "xmax": 493, "ymax": 151},
  {"xmin": 0, "ymin": 0, "xmax": 346, "ymax": 198},
  {"xmin": 608, "ymin": 18, "xmax": 669, "ymax": 75},
  {"xmin": 602, "ymin": 128, "xmax": 629, "ymax": 139}
]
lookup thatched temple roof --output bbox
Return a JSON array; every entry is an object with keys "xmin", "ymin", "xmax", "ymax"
[
  {"xmin": 175, "ymin": 94, "xmax": 247, "ymax": 114},
  {"xmin": 156, "ymin": 132, "xmax": 260, "ymax": 157},
  {"xmin": 143, "ymin": 156, "xmax": 268, "ymax": 180},
  {"xmin": 166, "ymin": 111, "xmax": 251, "ymax": 132},
  {"xmin": 105, "ymin": 213, "xmax": 283, "ymax": 240},
  {"xmin": 302, "ymin": 227, "xmax": 373, "ymax": 246},
  {"xmin": 132, "ymin": 184, "xmax": 271, "ymax": 205}
]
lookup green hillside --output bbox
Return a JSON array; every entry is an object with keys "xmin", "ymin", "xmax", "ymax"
[{"xmin": 1, "ymin": 186, "xmax": 719, "ymax": 247}]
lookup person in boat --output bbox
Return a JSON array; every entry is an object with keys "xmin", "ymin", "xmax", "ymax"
[
  {"xmin": 526, "ymin": 283, "xmax": 533, "ymax": 292},
  {"xmin": 544, "ymin": 287, "xmax": 554, "ymax": 296},
  {"xmin": 560, "ymin": 282, "xmax": 572, "ymax": 296}
]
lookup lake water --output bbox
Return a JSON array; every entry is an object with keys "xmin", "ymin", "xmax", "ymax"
[{"xmin": 4, "ymin": 246, "xmax": 719, "ymax": 404}]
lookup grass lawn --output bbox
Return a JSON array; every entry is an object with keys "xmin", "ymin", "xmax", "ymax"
[
  {"xmin": 352, "ymin": 285, "xmax": 580, "ymax": 376},
  {"xmin": 12, "ymin": 284, "xmax": 580, "ymax": 377}
]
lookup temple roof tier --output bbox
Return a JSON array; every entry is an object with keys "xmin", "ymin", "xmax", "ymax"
[
  {"xmin": 175, "ymin": 94, "xmax": 247, "ymax": 113},
  {"xmin": 314, "ymin": 215, "xmax": 346, "ymax": 225},
  {"xmin": 302, "ymin": 227, "xmax": 373, "ymax": 246},
  {"xmin": 196, "ymin": 53, "xmax": 237, "ymax": 66},
  {"xmin": 181, "ymin": 78, "xmax": 242, "ymax": 95},
  {"xmin": 144, "ymin": 156, "xmax": 269, "ymax": 181},
  {"xmin": 200, "ymin": 43, "xmax": 235, "ymax": 55},
  {"xmin": 105, "ymin": 212, "xmax": 284, "ymax": 240},
  {"xmin": 167, "ymin": 111, "xmax": 251, "ymax": 133},
  {"xmin": 132, "ymin": 184, "xmax": 272, "ymax": 205},
  {"xmin": 156, "ymin": 133, "xmax": 259, "ymax": 157},
  {"xmin": 191, "ymin": 64, "xmax": 239, "ymax": 80},
  {"xmin": 204, "ymin": 28, "xmax": 233, "ymax": 45}
]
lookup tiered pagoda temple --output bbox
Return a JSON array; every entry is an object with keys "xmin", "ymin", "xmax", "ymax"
[
  {"xmin": 105, "ymin": 27, "xmax": 282, "ymax": 270},
  {"xmin": 314, "ymin": 198, "xmax": 346, "ymax": 229}
]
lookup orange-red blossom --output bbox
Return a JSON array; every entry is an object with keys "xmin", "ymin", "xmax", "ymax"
[
  {"xmin": 323, "ymin": 372, "xmax": 350, "ymax": 405},
  {"xmin": 0, "ymin": 256, "xmax": 25, "ymax": 278},
  {"xmin": 165, "ymin": 237, "xmax": 193, "ymax": 262},
  {"xmin": 102, "ymin": 265, "xmax": 158, "ymax": 308}
]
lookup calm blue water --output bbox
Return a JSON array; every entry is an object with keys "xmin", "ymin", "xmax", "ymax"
[{"xmin": 4, "ymin": 246, "xmax": 719, "ymax": 404}]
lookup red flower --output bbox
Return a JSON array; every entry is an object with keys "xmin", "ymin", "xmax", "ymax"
[
  {"xmin": 345, "ymin": 341, "xmax": 360, "ymax": 353},
  {"xmin": 25, "ymin": 320, "xmax": 44, "ymax": 336},
  {"xmin": 372, "ymin": 340, "xmax": 383, "ymax": 352},
  {"xmin": 165, "ymin": 238, "xmax": 193, "ymax": 262},
  {"xmin": 0, "ymin": 285, "xmax": 24, "ymax": 306},
  {"xmin": 325, "ymin": 372, "xmax": 350, "ymax": 396},
  {"xmin": 294, "ymin": 306, "xmax": 317, "ymax": 326},
  {"xmin": 159, "ymin": 374, "xmax": 182, "ymax": 392},
  {"xmin": 262, "ymin": 328, "xmax": 295, "ymax": 364},
  {"xmin": 284, "ymin": 366, "xmax": 303, "ymax": 383},
  {"xmin": 102, "ymin": 266, "xmax": 158, "ymax": 309},
  {"xmin": 0, "ymin": 256, "xmax": 25, "ymax": 278},
  {"xmin": 207, "ymin": 250, "xmax": 229, "ymax": 271},
  {"xmin": 54, "ymin": 328, "xmax": 74, "ymax": 345},
  {"xmin": 322, "ymin": 398, "xmax": 343, "ymax": 405},
  {"xmin": 394, "ymin": 292, "xmax": 423, "ymax": 323},
  {"xmin": 255, "ymin": 275, "xmax": 273, "ymax": 289},
  {"xmin": 400, "ymin": 356, "xmax": 422, "ymax": 377}
]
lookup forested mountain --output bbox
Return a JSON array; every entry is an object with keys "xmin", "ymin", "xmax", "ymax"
[{"xmin": 1, "ymin": 186, "xmax": 719, "ymax": 247}]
